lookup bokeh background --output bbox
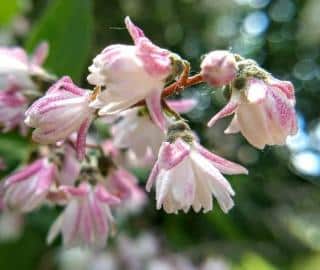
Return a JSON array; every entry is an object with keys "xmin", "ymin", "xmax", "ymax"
[{"xmin": 1, "ymin": 0, "xmax": 320, "ymax": 269}]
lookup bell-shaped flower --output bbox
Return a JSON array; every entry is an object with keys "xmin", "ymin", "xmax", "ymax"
[
  {"xmin": 0, "ymin": 42, "xmax": 50, "ymax": 90},
  {"xmin": 107, "ymin": 168, "xmax": 146, "ymax": 210},
  {"xmin": 25, "ymin": 76, "xmax": 95, "ymax": 159},
  {"xmin": 111, "ymin": 107, "xmax": 165, "ymax": 160},
  {"xmin": 88, "ymin": 17, "xmax": 174, "ymax": 130},
  {"xmin": 0, "ymin": 84, "xmax": 28, "ymax": 133},
  {"xmin": 208, "ymin": 77, "xmax": 298, "ymax": 149},
  {"xmin": 111, "ymin": 99, "xmax": 197, "ymax": 162},
  {"xmin": 3, "ymin": 158, "xmax": 56, "ymax": 212},
  {"xmin": 59, "ymin": 145, "xmax": 81, "ymax": 186},
  {"xmin": 201, "ymin": 50, "xmax": 237, "ymax": 88},
  {"xmin": 47, "ymin": 183, "xmax": 120, "ymax": 248},
  {"xmin": 146, "ymin": 137, "xmax": 247, "ymax": 214}
]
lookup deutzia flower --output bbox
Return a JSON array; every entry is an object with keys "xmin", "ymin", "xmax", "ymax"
[
  {"xmin": 146, "ymin": 122, "xmax": 247, "ymax": 214},
  {"xmin": 111, "ymin": 99, "xmax": 197, "ymax": 161},
  {"xmin": 25, "ymin": 76, "xmax": 95, "ymax": 159},
  {"xmin": 107, "ymin": 168, "xmax": 146, "ymax": 213},
  {"xmin": 208, "ymin": 77, "xmax": 298, "ymax": 149},
  {"xmin": 88, "ymin": 17, "xmax": 175, "ymax": 130},
  {"xmin": 3, "ymin": 158, "xmax": 56, "ymax": 212},
  {"xmin": 47, "ymin": 183, "xmax": 120, "ymax": 248},
  {"xmin": 0, "ymin": 42, "xmax": 50, "ymax": 90},
  {"xmin": 111, "ymin": 107, "xmax": 165, "ymax": 160},
  {"xmin": 0, "ymin": 83, "xmax": 28, "ymax": 133}
]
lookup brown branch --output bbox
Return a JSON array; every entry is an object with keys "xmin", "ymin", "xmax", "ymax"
[
  {"xmin": 134, "ymin": 73, "xmax": 204, "ymax": 107},
  {"xmin": 162, "ymin": 73, "xmax": 203, "ymax": 97}
]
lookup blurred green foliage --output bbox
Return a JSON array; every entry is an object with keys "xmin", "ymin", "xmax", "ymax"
[{"xmin": 25, "ymin": 0, "xmax": 93, "ymax": 82}]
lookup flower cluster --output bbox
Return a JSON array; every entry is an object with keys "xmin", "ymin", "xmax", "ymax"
[{"xmin": 0, "ymin": 17, "xmax": 297, "ymax": 249}]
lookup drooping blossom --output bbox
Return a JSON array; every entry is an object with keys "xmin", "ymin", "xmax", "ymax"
[
  {"xmin": 47, "ymin": 183, "xmax": 120, "ymax": 248},
  {"xmin": 0, "ymin": 83, "xmax": 28, "ymax": 133},
  {"xmin": 201, "ymin": 50, "xmax": 238, "ymax": 88},
  {"xmin": 88, "ymin": 17, "xmax": 174, "ymax": 130},
  {"xmin": 2, "ymin": 158, "xmax": 56, "ymax": 212},
  {"xmin": 111, "ymin": 107, "xmax": 165, "ymax": 160},
  {"xmin": 0, "ymin": 42, "xmax": 50, "ymax": 90},
  {"xmin": 25, "ymin": 76, "xmax": 95, "ymax": 159},
  {"xmin": 107, "ymin": 168, "xmax": 146, "ymax": 212},
  {"xmin": 208, "ymin": 77, "xmax": 298, "ymax": 149},
  {"xmin": 59, "ymin": 145, "xmax": 81, "ymax": 186},
  {"xmin": 111, "ymin": 98, "xmax": 197, "ymax": 162},
  {"xmin": 146, "ymin": 133, "xmax": 247, "ymax": 213}
]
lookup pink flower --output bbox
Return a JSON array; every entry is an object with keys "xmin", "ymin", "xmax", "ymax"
[
  {"xmin": 111, "ymin": 107, "xmax": 165, "ymax": 160},
  {"xmin": 47, "ymin": 183, "xmax": 120, "ymax": 248},
  {"xmin": 146, "ymin": 138, "xmax": 247, "ymax": 214},
  {"xmin": 208, "ymin": 77, "xmax": 298, "ymax": 149},
  {"xmin": 88, "ymin": 17, "xmax": 173, "ymax": 130},
  {"xmin": 107, "ymin": 168, "xmax": 146, "ymax": 211},
  {"xmin": 0, "ymin": 42, "xmax": 50, "ymax": 90},
  {"xmin": 0, "ymin": 84, "xmax": 28, "ymax": 133},
  {"xmin": 3, "ymin": 158, "xmax": 56, "ymax": 212},
  {"xmin": 59, "ymin": 145, "xmax": 81, "ymax": 186},
  {"xmin": 25, "ymin": 76, "xmax": 94, "ymax": 159},
  {"xmin": 201, "ymin": 50, "xmax": 237, "ymax": 87}
]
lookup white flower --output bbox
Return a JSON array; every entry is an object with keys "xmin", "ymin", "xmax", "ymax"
[
  {"xmin": 88, "ymin": 17, "xmax": 173, "ymax": 130},
  {"xmin": 208, "ymin": 77, "xmax": 298, "ymax": 149},
  {"xmin": 147, "ymin": 138, "xmax": 248, "ymax": 214}
]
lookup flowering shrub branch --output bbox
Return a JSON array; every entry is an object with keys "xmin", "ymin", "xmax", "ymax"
[{"xmin": 0, "ymin": 16, "xmax": 297, "ymax": 249}]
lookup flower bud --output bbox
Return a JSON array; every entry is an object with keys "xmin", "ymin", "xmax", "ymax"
[{"xmin": 201, "ymin": 50, "xmax": 237, "ymax": 87}]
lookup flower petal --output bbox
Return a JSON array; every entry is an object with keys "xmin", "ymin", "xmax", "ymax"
[
  {"xmin": 146, "ymin": 89, "xmax": 167, "ymax": 131},
  {"xmin": 207, "ymin": 93, "xmax": 239, "ymax": 127}
]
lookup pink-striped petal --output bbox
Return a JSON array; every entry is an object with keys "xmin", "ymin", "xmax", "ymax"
[
  {"xmin": 95, "ymin": 184, "xmax": 120, "ymax": 205},
  {"xmin": 207, "ymin": 95, "xmax": 239, "ymax": 127},
  {"xmin": 76, "ymin": 118, "xmax": 91, "ymax": 160},
  {"xmin": 146, "ymin": 89, "xmax": 166, "ymax": 131},
  {"xmin": 194, "ymin": 143, "xmax": 248, "ymax": 175},
  {"xmin": 125, "ymin": 16, "xmax": 145, "ymax": 44},
  {"xmin": 167, "ymin": 98, "xmax": 197, "ymax": 113},
  {"xmin": 146, "ymin": 162, "xmax": 160, "ymax": 192},
  {"xmin": 31, "ymin": 42, "xmax": 48, "ymax": 66}
]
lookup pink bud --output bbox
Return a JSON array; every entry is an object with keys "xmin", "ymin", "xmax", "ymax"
[
  {"xmin": 201, "ymin": 50, "xmax": 237, "ymax": 87},
  {"xmin": 25, "ymin": 76, "xmax": 94, "ymax": 159}
]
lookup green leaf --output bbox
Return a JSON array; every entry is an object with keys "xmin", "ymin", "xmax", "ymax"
[
  {"xmin": 0, "ymin": 0, "xmax": 25, "ymax": 26},
  {"xmin": 25, "ymin": 0, "xmax": 94, "ymax": 82},
  {"xmin": 233, "ymin": 252, "xmax": 279, "ymax": 270},
  {"xmin": 0, "ymin": 132, "xmax": 30, "ymax": 174}
]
